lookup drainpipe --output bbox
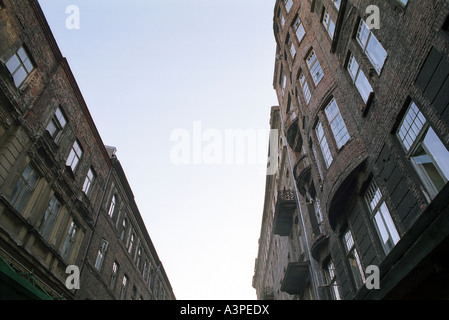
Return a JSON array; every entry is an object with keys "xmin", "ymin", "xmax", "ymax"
[{"xmin": 278, "ymin": 109, "xmax": 321, "ymax": 300}]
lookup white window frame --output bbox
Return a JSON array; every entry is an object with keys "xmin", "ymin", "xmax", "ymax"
[
  {"xmin": 364, "ymin": 180, "xmax": 400, "ymax": 254},
  {"xmin": 46, "ymin": 107, "xmax": 67, "ymax": 142},
  {"xmin": 293, "ymin": 16, "xmax": 306, "ymax": 44},
  {"xmin": 108, "ymin": 195, "xmax": 117, "ymax": 217},
  {"xmin": 347, "ymin": 53, "xmax": 373, "ymax": 103},
  {"xmin": 397, "ymin": 101, "xmax": 449, "ymax": 200},
  {"xmin": 95, "ymin": 239, "xmax": 109, "ymax": 271},
  {"xmin": 343, "ymin": 228, "xmax": 366, "ymax": 289},
  {"xmin": 82, "ymin": 167, "xmax": 95, "ymax": 195},
  {"xmin": 5, "ymin": 46, "xmax": 34, "ymax": 87},
  {"xmin": 325, "ymin": 261, "xmax": 341, "ymax": 300},
  {"xmin": 316, "ymin": 122, "xmax": 333, "ymax": 168},
  {"xmin": 322, "ymin": 9, "xmax": 336, "ymax": 39},
  {"xmin": 356, "ymin": 19, "xmax": 388, "ymax": 74},
  {"xmin": 61, "ymin": 220, "xmax": 79, "ymax": 261},
  {"xmin": 66, "ymin": 140, "xmax": 83, "ymax": 172},
  {"xmin": 298, "ymin": 70, "xmax": 311, "ymax": 104},
  {"xmin": 306, "ymin": 50, "xmax": 324, "ymax": 86},
  {"xmin": 283, "ymin": 0, "xmax": 293, "ymax": 12},
  {"xmin": 324, "ymin": 98, "xmax": 350, "ymax": 149},
  {"xmin": 39, "ymin": 195, "xmax": 62, "ymax": 241}
]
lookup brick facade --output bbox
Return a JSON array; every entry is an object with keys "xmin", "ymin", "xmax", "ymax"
[
  {"xmin": 0, "ymin": 0, "xmax": 174, "ymax": 300},
  {"xmin": 254, "ymin": 0, "xmax": 449, "ymax": 300}
]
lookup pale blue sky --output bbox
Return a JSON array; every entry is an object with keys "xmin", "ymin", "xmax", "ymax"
[{"xmin": 38, "ymin": 0, "xmax": 279, "ymax": 300}]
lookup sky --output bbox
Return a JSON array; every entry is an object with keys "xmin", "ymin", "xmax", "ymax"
[{"xmin": 38, "ymin": 0, "xmax": 279, "ymax": 300}]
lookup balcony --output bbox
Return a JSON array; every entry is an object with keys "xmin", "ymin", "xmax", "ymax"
[
  {"xmin": 310, "ymin": 230, "xmax": 329, "ymax": 262},
  {"xmin": 293, "ymin": 155, "xmax": 312, "ymax": 196},
  {"xmin": 285, "ymin": 113, "xmax": 303, "ymax": 152},
  {"xmin": 273, "ymin": 190, "xmax": 297, "ymax": 236},
  {"xmin": 281, "ymin": 262, "xmax": 310, "ymax": 295}
]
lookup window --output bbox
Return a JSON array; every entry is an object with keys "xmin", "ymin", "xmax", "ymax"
[
  {"xmin": 347, "ymin": 53, "xmax": 373, "ymax": 103},
  {"xmin": 306, "ymin": 50, "xmax": 324, "ymax": 86},
  {"xmin": 287, "ymin": 34, "xmax": 296, "ymax": 58},
  {"xmin": 95, "ymin": 239, "xmax": 109, "ymax": 271},
  {"xmin": 311, "ymin": 142, "xmax": 324, "ymax": 181},
  {"xmin": 120, "ymin": 217, "xmax": 127, "ymax": 240},
  {"xmin": 142, "ymin": 259, "xmax": 148, "ymax": 278},
  {"xmin": 397, "ymin": 101, "xmax": 449, "ymax": 199},
  {"xmin": 5, "ymin": 46, "xmax": 34, "ymax": 87},
  {"xmin": 110, "ymin": 261, "xmax": 119, "ymax": 290},
  {"xmin": 61, "ymin": 220, "xmax": 79, "ymax": 261},
  {"xmin": 343, "ymin": 228, "xmax": 366, "ymax": 289},
  {"xmin": 316, "ymin": 122, "xmax": 333, "ymax": 168},
  {"xmin": 46, "ymin": 107, "xmax": 67, "ymax": 142},
  {"xmin": 82, "ymin": 167, "xmax": 95, "ymax": 195},
  {"xmin": 128, "ymin": 233, "xmax": 135, "ymax": 254},
  {"xmin": 283, "ymin": 0, "xmax": 293, "ymax": 12},
  {"xmin": 356, "ymin": 19, "xmax": 388, "ymax": 74},
  {"xmin": 325, "ymin": 261, "xmax": 341, "ymax": 300},
  {"xmin": 9, "ymin": 164, "xmax": 39, "ymax": 214},
  {"xmin": 324, "ymin": 98, "xmax": 350, "ymax": 149},
  {"xmin": 66, "ymin": 140, "xmax": 83, "ymax": 172},
  {"xmin": 120, "ymin": 275, "xmax": 128, "ymax": 300},
  {"xmin": 298, "ymin": 70, "xmax": 311, "ymax": 104},
  {"xmin": 293, "ymin": 16, "xmax": 306, "ymax": 43},
  {"xmin": 39, "ymin": 195, "xmax": 61, "ymax": 241},
  {"xmin": 332, "ymin": 0, "xmax": 341, "ymax": 11},
  {"xmin": 364, "ymin": 179, "xmax": 400, "ymax": 254},
  {"xmin": 278, "ymin": 9, "xmax": 285, "ymax": 27},
  {"xmin": 108, "ymin": 195, "xmax": 117, "ymax": 218},
  {"xmin": 136, "ymin": 247, "xmax": 142, "ymax": 269},
  {"xmin": 322, "ymin": 9, "xmax": 336, "ymax": 39},
  {"xmin": 280, "ymin": 66, "xmax": 287, "ymax": 93}
]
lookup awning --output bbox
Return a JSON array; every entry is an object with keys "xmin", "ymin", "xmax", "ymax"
[{"xmin": 0, "ymin": 254, "xmax": 53, "ymax": 300}]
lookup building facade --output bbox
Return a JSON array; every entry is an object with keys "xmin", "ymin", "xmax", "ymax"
[
  {"xmin": 0, "ymin": 0, "xmax": 174, "ymax": 300},
  {"xmin": 254, "ymin": 0, "xmax": 449, "ymax": 300}
]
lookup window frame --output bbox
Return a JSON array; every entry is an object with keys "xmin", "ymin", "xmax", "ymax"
[
  {"xmin": 325, "ymin": 260, "xmax": 341, "ymax": 300},
  {"xmin": 82, "ymin": 167, "xmax": 95, "ymax": 195},
  {"xmin": 315, "ymin": 121, "xmax": 333, "ymax": 169},
  {"xmin": 322, "ymin": 8, "xmax": 336, "ymax": 39},
  {"xmin": 347, "ymin": 53, "xmax": 374, "ymax": 103},
  {"xmin": 8, "ymin": 163, "xmax": 39, "ymax": 214},
  {"xmin": 61, "ymin": 220, "xmax": 79, "ymax": 261},
  {"xmin": 66, "ymin": 140, "xmax": 83, "ymax": 173},
  {"xmin": 306, "ymin": 49, "xmax": 324, "ymax": 86},
  {"xmin": 324, "ymin": 97, "xmax": 350, "ymax": 149},
  {"xmin": 364, "ymin": 179, "xmax": 400, "ymax": 254},
  {"xmin": 5, "ymin": 46, "xmax": 35, "ymax": 87},
  {"xmin": 39, "ymin": 195, "xmax": 62, "ymax": 241},
  {"xmin": 342, "ymin": 227, "xmax": 366, "ymax": 289},
  {"xmin": 356, "ymin": 19, "xmax": 388, "ymax": 75},
  {"xmin": 46, "ymin": 106, "xmax": 67, "ymax": 143},
  {"xmin": 397, "ymin": 101, "xmax": 449, "ymax": 200},
  {"xmin": 293, "ymin": 16, "xmax": 306, "ymax": 44}
]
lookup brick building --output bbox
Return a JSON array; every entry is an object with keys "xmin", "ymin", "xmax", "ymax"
[
  {"xmin": 0, "ymin": 0, "xmax": 174, "ymax": 300},
  {"xmin": 254, "ymin": 0, "xmax": 449, "ymax": 300}
]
